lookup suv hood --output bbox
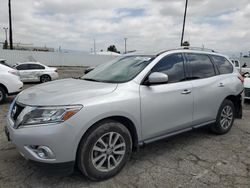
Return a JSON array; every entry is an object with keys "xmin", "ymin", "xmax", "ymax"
[{"xmin": 17, "ymin": 78, "xmax": 117, "ymax": 106}]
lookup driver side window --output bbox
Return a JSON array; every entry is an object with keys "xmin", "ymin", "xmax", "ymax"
[{"xmin": 151, "ymin": 53, "xmax": 185, "ymax": 83}]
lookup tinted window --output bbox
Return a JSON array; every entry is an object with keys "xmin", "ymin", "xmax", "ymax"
[
  {"xmin": 211, "ymin": 55, "xmax": 233, "ymax": 74},
  {"xmin": 186, "ymin": 53, "xmax": 216, "ymax": 79},
  {"xmin": 151, "ymin": 53, "xmax": 185, "ymax": 83},
  {"xmin": 16, "ymin": 64, "xmax": 29, "ymax": 70},
  {"xmin": 29, "ymin": 64, "xmax": 45, "ymax": 70}
]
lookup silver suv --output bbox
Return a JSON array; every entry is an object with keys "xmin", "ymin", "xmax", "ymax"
[{"xmin": 5, "ymin": 48, "xmax": 244, "ymax": 180}]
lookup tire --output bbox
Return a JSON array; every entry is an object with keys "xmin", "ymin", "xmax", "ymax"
[
  {"xmin": 40, "ymin": 75, "xmax": 51, "ymax": 83},
  {"xmin": 77, "ymin": 120, "xmax": 132, "ymax": 181},
  {"xmin": 211, "ymin": 99, "xmax": 235, "ymax": 135},
  {"xmin": 0, "ymin": 87, "xmax": 6, "ymax": 104}
]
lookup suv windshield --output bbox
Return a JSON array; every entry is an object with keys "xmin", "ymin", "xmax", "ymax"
[{"xmin": 82, "ymin": 56, "xmax": 154, "ymax": 83}]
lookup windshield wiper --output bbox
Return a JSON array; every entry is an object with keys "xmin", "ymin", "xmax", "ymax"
[{"xmin": 82, "ymin": 78, "xmax": 102, "ymax": 82}]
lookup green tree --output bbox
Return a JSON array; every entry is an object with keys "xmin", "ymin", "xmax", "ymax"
[{"xmin": 107, "ymin": 45, "xmax": 120, "ymax": 53}]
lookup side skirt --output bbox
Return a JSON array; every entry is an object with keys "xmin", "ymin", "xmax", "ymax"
[{"xmin": 138, "ymin": 120, "xmax": 215, "ymax": 146}]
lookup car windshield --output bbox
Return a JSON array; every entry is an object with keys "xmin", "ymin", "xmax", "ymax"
[{"xmin": 81, "ymin": 56, "xmax": 154, "ymax": 83}]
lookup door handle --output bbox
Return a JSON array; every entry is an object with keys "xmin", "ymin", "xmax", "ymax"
[
  {"xmin": 181, "ymin": 89, "xmax": 191, "ymax": 95},
  {"xmin": 218, "ymin": 83, "xmax": 224, "ymax": 87}
]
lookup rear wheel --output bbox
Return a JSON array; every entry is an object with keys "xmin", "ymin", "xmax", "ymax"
[
  {"xmin": 0, "ymin": 87, "xmax": 6, "ymax": 104},
  {"xmin": 77, "ymin": 120, "xmax": 132, "ymax": 181},
  {"xmin": 40, "ymin": 75, "xmax": 51, "ymax": 83},
  {"xmin": 211, "ymin": 99, "xmax": 235, "ymax": 134}
]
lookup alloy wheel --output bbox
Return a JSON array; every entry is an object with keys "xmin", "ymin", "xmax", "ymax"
[
  {"xmin": 220, "ymin": 105, "xmax": 233, "ymax": 129},
  {"xmin": 91, "ymin": 132, "xmax": 126, "ymax": 172}
]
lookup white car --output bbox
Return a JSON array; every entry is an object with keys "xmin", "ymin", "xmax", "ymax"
[
  {"xmin": 13, "ymin": 62, "xmax": 59, "ymax": 83},
  {"xmin": 231, "ymin": 59, "xmax": 250, "ymax": 76},
  {"xmin": 0, "ymin": 64, "xmax": 23, "ymax": 103},
  {"xmin": 244, "ymin": 74, "xmax": 250, "ymax": 100}
]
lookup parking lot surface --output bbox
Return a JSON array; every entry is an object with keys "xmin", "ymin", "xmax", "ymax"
[{"xmin": 0, "ymin": 67, "xmax": 250, "ymax": 188}]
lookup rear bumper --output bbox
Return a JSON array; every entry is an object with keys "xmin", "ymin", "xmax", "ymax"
[
  {"xmin": 8, "ymin": 80, "xmax": 23, "ymax": 95},
  {"xmin": 50, "ymin": 72, "xmax": 59, "ymax": 80}
]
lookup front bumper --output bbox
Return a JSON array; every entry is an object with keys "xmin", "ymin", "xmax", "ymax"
[{"xmin": 5, "ymin": 116, "xmax": 77, "ymax": 166}]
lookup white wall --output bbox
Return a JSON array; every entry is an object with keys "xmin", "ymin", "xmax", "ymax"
[{"xmin": 0, "ymin": 49, "xmax": 118, "ymax": 67}]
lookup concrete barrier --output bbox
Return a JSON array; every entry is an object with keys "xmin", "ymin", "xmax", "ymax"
[{"xmin": 0, "ymin": 49, "xmax": 118, "ymax": 67}]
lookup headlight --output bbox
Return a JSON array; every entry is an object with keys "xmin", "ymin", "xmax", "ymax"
[{"xmin": 15, "ymin": 105, "xmax": 82, "ymax": 128}]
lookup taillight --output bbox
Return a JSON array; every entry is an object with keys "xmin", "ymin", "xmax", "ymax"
[
  {"xmin": 238, "ymin": 75, "xmax": 244, "ymax": 84},
  {"xmin": 8, "ymin": 70, "xmax": 18, "ymax": 76}
]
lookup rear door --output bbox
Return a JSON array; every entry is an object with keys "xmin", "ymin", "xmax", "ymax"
[
  {"xmin": 28, "ymin": 64, "xmax": 45, "ymax": 81},
  {"xmin": 140, "ymin": 53, "xmax": 194, "ymax": 140},
  {"xmin": 184, "ymin": 53, "xmax": 231, "ymax": 125},
  {"xmin": 16, "ymin": 64, "xmax": 30, "ymax": 81}
]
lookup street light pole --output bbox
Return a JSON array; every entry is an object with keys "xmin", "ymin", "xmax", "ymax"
[
  {"xmin": 8, "ymin": 0, "xmax": 13, "ymax": 50},
  {"xmin": 180, "ymin": 0, "xmax": 188, "ymax": 46},
  {"xmin": 124, "ymin": 38, "xmax": 127, "ymax": 54},
  {"xmin": 93, "ymin": 39, "xmax": 96, "ymax": 54}
]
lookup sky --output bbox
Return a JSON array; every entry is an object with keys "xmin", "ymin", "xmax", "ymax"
[{"xmin": 0, "ymin": 0, "xmax": 250, "ymax": 56}]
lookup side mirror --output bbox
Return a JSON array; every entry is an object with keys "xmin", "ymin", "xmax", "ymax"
[{"xmin": 147, "ymin": 72, "xmax": 168, "ymax": 85}]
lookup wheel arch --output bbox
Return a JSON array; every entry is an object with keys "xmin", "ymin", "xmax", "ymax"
[
  {"xmin": 76, "ymin": 116, "xmax": 139, "ymax": 157},
  {"xmin": 0, "ymin": 83, "xmax": 8, "ymax": 95},
  {"xmin": 224, "ymin": 94, "xmax": 242, "ymax": 119}
]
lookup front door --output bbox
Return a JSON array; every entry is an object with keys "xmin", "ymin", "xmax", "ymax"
[{"xmin": 140, "ymin": 53, "xmax": 193, "ymax": 140}]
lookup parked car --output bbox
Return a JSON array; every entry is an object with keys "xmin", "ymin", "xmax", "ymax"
[
  {"xmin": 244, "ymin": 73, "xmax": 250, "ymax": 100},
  {"xmin": 84, "ymin": 67, "xmax": 95, "ymax": 74},
  {"xmin": 5, "ymin": 48, "xmax": 244, "ymax": 180},
  {"xmin": 13, "ymin": 62, "xmax": 59, "ymax": 83},
  {"xmin": 231, "ymin": 59, "xmax": 250, "ymax": 76},
  {"xmin": 0, "ymin": 64, "xmax": 23, "ymax": 103}
]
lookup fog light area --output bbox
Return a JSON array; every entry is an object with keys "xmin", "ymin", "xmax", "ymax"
[{"xmin": 26, "ymin": 145, "xmax": 55, "ymax": 160}]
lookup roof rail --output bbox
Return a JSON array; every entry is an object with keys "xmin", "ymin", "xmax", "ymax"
[
  {"xmin": 176, "ymin": 46, "xmax": 218, "ymax": 53},
  {"xmin": 156, "ymin": 46, "xmax": 218, "ymax": 57}
]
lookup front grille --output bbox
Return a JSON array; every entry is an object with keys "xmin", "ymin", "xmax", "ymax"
[
  {"xmin": 11, "ymin": 103, "xmax": 25, "ymax": 121},
  {"xmin": 245, "ymin": 88, "xmax": 250, "ymax": 98}
]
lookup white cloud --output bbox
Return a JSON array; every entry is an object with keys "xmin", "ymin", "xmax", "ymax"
[{"xmin": 0, "ymin": 0, "xmax": 249, "ymax": 56}]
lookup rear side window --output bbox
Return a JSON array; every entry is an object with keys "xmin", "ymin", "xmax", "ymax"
[
  {"xmin": 185, "ymin": 53, "xmax": 216, "ymax": 79},
  {"xmin": 29, "ymin": 64, "xmax": 45, "ymax": 70},
  {"xmin": 151, "ymin": 53, "xmax": 185, "ymax": 83},
  {"xmin": 16, "ymin": 64, "xmax": 29, "ymax": 70},
  {"xmin": 211, "ymin": 55, "xmax": 233, "ymax": 74}
]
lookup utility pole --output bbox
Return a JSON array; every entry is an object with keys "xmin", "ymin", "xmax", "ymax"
[
  {"xmin": 180, "ymin": 0, "xmax": 188, "ymax": 46},
  {"xmin": 124, "ymin": 37, "xmax": 127, "ymax": 54},
  {"xmin": 93, "ymin": 39, "xmax": 96, "ymax": 54},
  {"xmin": 8, "ymin": 0, "xmax": 13, "ymax": 50}
]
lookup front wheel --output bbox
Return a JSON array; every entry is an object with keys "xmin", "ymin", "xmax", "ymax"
[
  {"xmin": 211, "ymin": 99, "xmax": 235, "ymax": 134},
  {"xmin": 77, "ymin": 120, "xmax": 132, "ymax": 181}
]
